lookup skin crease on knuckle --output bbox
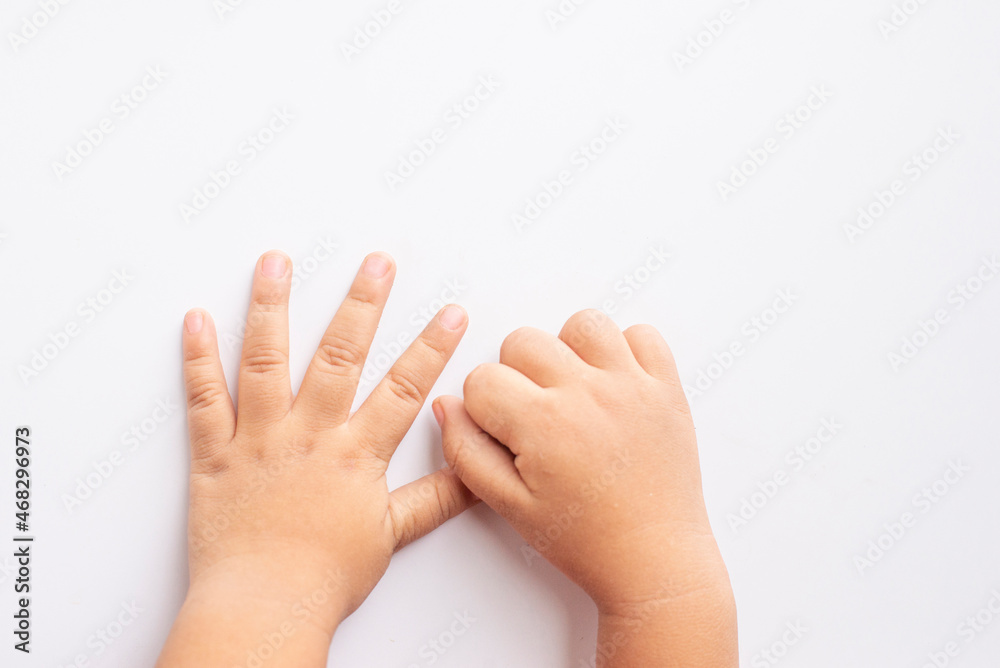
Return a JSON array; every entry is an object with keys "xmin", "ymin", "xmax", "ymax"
[
  {"xmin": 416, "ymin": 329, "xmax": 454, "ymax": 361},
  {"xmin": 316, "ymin": 337, "xmax": 366, "ymax": 373},
  {"xmin": 346, "ymin": 287, "xmax": 382, "ymax": 310},
  {"xmin": 186, "ymin": 382, "xmax": 225, "ymax": 414},
  {"xmin": 189, "ymin": 452, "xmax": 231, "ymax": 478},
  {"xmin": 384, "ymin": 368, "xmax": 426, "ymax": 407},
  {"xmin": 240, "ymin": 346, "xmax": 289, "ymax": 376}
]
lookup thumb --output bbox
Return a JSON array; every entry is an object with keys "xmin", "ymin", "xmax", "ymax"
[
  {"xmin": 388, "ymin": 466, "xmax": 478, "ymax": 552},
  {"xmin": 434, "ymin": 395, "xmax": 531, "ymax": 520}
]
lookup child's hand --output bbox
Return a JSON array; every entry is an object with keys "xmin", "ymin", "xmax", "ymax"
[
  {"xmin": 434, "ymin": 310, "xmax": 737, "ymax": 667},
  {"xmin": 158, "ymin": 251, "xmax": 476, "ymax": 667}
]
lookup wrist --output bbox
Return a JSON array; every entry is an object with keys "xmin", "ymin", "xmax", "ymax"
[
  {"xmin": 186, "ymin": 556, "xmax": 354, "ymax": 639},
  {"xmin": 159, "ymin": 574, "xmax": 345, "ymax": 668},
  {"xmin": 594, "ymin": 593, "xmax": 737, "ymax": 668},
  {"xmin": 594, "ymin": 574, "xmax": 737, "ymax": 668},
  {"xmin": 588, "ymin": 527, "xmax": 731, "ymax": 615}
]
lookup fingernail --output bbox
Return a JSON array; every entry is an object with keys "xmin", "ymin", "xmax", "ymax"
[
  {"xmin": 262, "ymin": 254, "xmax": 287, "ymax": 278},
  {"xmin": 185, "ymin": 311, "xmax": 204, "ymax": 334},
  {"xmin": 363, "ymin": 254, "xmax": 390, "ymax": 279},
  {"xmin": 439, "ymin": 305, "xmax": 467, "ymax": 331},
  {"xmin": 432, "ymin": 400, "xmax": 444, "ymax": 427}
]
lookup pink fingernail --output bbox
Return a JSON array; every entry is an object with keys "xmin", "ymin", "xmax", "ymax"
[
  {"xmin": 363, "ymin": 254, "xmax": 390, "ymax": 278},
  {"xmin": 439, "ymin": 305, "xmax": 467, "ymax": 331},
  {"xmin": 432, "ymin": 401, "xmax": 444, "ymax": 427},
  {"xmin": 262, "ymin": 254, "xmax": 287, "ymax": 278},
  {"xmin": 185, "ymin": 311, "xmax": 204, "ymax": 334}
]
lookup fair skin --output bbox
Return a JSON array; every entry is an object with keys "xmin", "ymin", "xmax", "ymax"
[
  {"xmin": 434, "ymin": 309, "xmax": 738, "ymax": 667},
  {"xmin": 159, "ymin": 252, "xmax": 737, "ymax": 667},
  {"xmin": 158, "ymin": 251, "xmax": 477, "ymax": 666}
]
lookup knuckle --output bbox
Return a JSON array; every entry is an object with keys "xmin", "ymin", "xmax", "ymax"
[
  {"xmin": 243, "ymin": 305, "xmax": 285, "ymax": 338},
  {"xmin": 502, "ymin": 326, "xmax": 531, "ymax": 348},
  {"xmin": 249, "ymin": 298, "xmax": 288, "ymax": 315},
  {"xmin": 463, "ymin": 363, "xmax": 493, "ymax": 397},
  {"xmin": 624, "ymin": 323, "xmax": 655, "ymax": 338},
  {"xmin": 241, "ymin": 345, "xmax": 288, "ymax": 375},
  {"xmin": 316, "ymin": 336, "xmax": 366, "ymax": 373},
  {"xmin": 391, "ymin": 512, "xmax": 412, "ymax": 548},
  {"xmin": 565, "ymin": 309, "xmax": 606, "ymax": 340},
  {"xmin": 187, "ymin": 380, "xmax": 228, "ymax": 413},
  {"xmin": 183, "ymin": 345, "xmax": 214, "ymax": 365},
  {"xmin": 478, "ymin": 411, "xmax": 509, "ymax": 441},
  {"xmin": 447, "ymin": 436, "xmax": 474, "ymax": 478},
  {"xmin": 347, "ymin": 287, "xmax": 380, "ymax": 310},
  {"xmin": 431, "ymin": 483, "xmax": 454, "ymax": 524},
  {"xmin": 190, "ymin": 450, "xmax": 231, "ymax": 476},
  {"xmin": 384, "ymin": 368, "xmax": 426, "ymax": 407},
  {"xmin": 417, "ymin": 331, "xmax": 452, "ymax": 360},
  {"xmin": 500, "ymin": 327, "xmax": 534, "ymax": 360},
  {"xmin": 630, "ymin": 323, "xmax": 671, "ymax": 352}
]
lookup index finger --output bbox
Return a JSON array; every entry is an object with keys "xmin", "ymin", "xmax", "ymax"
[{"xmin": 349, "ymin": 305, "xmax": 468, "ymax": 464}]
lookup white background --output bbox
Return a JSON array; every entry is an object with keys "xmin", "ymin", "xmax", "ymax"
[{"xmin": 2, "ymin": 0, "xmax": 1000, "ymax": 666}]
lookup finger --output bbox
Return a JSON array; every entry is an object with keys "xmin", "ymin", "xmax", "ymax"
[
  {"xmin": 237, "ymin": 251, "xmax": 293, "ymax": 432},
  {"xmin": 388, "ymin": 467, "xmax": 480, "ymax": 551},
  {"xmin": 435, "ymin": 396, "xmax": 533, "ymax": 517},
  {"xmin": 462, "ymin": 363, "xmax": 541, "ymax": 453},
  {"xmin": 350, "ymin": 305, "xmax": 467, "ymax": 462},
  {"xmin": 623, "ymin": 324, "xmax": 681, "ymax": 383},
  {"xmin": 558, "ymin": 309, "xmax": 635, "ymax": 371},
  {"xmin": 499, "ymin": 326, "xmax": 587, "ymax": 387},
  {"xmin": 182, "ymin": 309, "xmax": 235, "ymax": 460},
  {"xmin": 294, "ymin": 253, "xmax": 396, "ymax": 428}
]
